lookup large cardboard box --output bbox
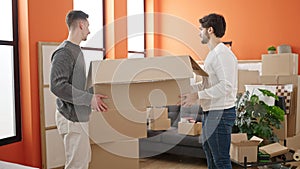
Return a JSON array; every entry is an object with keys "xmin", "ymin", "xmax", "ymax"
[
  {"xmin": 230, "ymin": 133, "xmax": 260, "ymax": 163},
  {"xmin": 178, "ymin": 122, "xmax": 202, "ymax": 136},
  {"xmin": 259, "ymin": 142, "xmax": 289, "ymax": 158},
  {"xmin": 89, "ymin": 139, "xmax": 139, "ymax": 169},
  {"xmin": 261, "ymin": 53, "xmax": 298, "ymax": 76},
  {"xmin": 87, "ymin": 55, "xmax": 207, "ymax": 109},
  {"xmin": 238, "ymin": 70, "xmax": 260, "ymax": 93},
  {"xmin": 88, "ymin": 56, "xmax": 207, "ymax": 142},
  {"xmin": 89, "ymin": 110, "xmax": 147, "ymax": 144}
]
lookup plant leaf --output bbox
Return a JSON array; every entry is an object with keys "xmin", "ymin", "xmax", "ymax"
[{"xmin": 258, "ymin": 88, "xmax": 279, "ymax": 101}]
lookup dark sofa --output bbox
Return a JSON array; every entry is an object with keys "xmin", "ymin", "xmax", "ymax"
[{"xmin": 139, "ymin": 105, "xmax": 207, "ymax": 159}]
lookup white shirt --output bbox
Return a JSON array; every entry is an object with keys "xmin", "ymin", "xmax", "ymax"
[{"xmin": 198, "ymin": 43, "xmax": 238, "ymax": 111}]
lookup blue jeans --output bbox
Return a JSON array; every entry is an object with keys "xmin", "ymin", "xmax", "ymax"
[{"xmin": 201, "ymin": 107, "xmax": 236, "ymax": 169}]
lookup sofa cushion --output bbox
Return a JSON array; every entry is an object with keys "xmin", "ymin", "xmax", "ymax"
[
  {"xmin": 168, "ymin": 111, "xmax": 180, "ymax": 127},
  {"xmin": 180, "ymin": 105, "xmax": 203, "ymax": 122},
  {"xmin": 144, "ymin": 130, "xmax": 164, "ymax": 143},
  {"xmin": 160, "ymin": 128, "xmax": 202, "ymax": 147},
  {"xmin": 167, "ymin": 105, "xmax": 203, "ymax": 127}
]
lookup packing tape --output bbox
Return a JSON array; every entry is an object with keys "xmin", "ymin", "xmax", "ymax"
[{"xmin": 293, "ymin": 149, "xmax": 300, "ymax": 161}]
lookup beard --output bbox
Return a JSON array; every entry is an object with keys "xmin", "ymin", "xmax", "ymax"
[{"xmin": 200, "ymin": 31, "xmax": 210, "ymax": 44}]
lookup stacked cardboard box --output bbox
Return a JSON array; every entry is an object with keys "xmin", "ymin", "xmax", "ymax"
[
  {"xmin": 238, "ymin": 70, "xmax": 260, "ymax": 93},
  {"xmin": 89, "ymin": 139, "xmax": 139, "ymax": 169},
  {"xmin": 87, "ymin": 55, "xmax": 207, "ymax": 168},
  {"xmin": 261, "ymin": 53, "xmax": 299, "ymax": 137},
  {"xmin": 147, "ymin": 107, "xmax": 171, "ymax": 130}
]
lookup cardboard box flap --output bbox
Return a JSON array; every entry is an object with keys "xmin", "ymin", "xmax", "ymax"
[
  {"xmin": 87, "ymin": 55, "xmax": 207, "ymax": 86},
  {"xmin": 232, "ymin": 140, "xmax": 261, "ymax": 146},
  {"xmin": 259, "ymin": 142, "xmax": 289, "ymax": 158},
  {"xmin": 231, "ymin": 133, "xmax": 260, "ymax": 146},
  {"xmin": 189, "ymin": 56, "xmax": 208, "ymax": 76},
  {"xmin": 231, "ymin": 133, "xmax": 248, "ymax": 143}
]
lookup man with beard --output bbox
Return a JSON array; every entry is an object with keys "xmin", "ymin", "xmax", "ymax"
[{"xmin": 179, "ymin": 13, "xmax": 238, "ymax": 169}]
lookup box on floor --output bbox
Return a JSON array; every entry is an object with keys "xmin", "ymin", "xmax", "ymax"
[
  {"xmin": 230, "ymin": 133, "xmax": 261, "ymax": 163},
  {"xmin": 89, "ymin": 139, "xmax": 139, "ymax": 169}
]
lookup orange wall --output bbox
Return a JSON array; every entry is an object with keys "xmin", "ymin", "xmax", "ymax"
[
  {"xmin": 0, "ymin": 0, "xmax": 72, "ymax": 167},
  {"xmin": 153, "ymin": 0, "xmax": 300, "ymax": 62},
  {"xmin": 1, "ymin": 0, "xmax": 299, "ymax": 168}
]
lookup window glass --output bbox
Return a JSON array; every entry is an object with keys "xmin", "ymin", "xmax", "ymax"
[
  {"xmin": 127, "ymin": 0, "xmax": 145, "ymax": 55},
  {"xmin": 0, "ymin": 0, "xmax": 13, "ymax": 41},
  {"xmin": 0, "ymin": 46, "xmax": 15, "ymax": 139},
  {"xmin": 73, "ymin": 0, "xmax": 104, "ymax": 48}
]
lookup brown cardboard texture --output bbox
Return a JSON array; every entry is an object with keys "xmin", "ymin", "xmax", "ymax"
[
  {"xmin": 260, "ymin": 75, "xmax": 298, "ymax": 85},
  {"xmin": 273, "ymin": 115, "xmax": 287, "ymax": 140},
  {"xmin": 147, "ymin": 107, "xmax": 168, "ymax": 120},
  {"xmin": 89, "ymin": 110, "xmax": 147, "ymax": 144},
  {"xmin": 178, "ymin": 122, "xmax": 202, "ymax": 136},
  {"xmin": 286, "ymin": 134, "xmax": 300, "ymax": 151},
  {"xmin": 259, "ymin": 142, "xmax": 289, "ymax": 158},
  {"xmin": 262, "ymin": 53, "xmax": 298, "ymax": 76},
  {"xmin": 87, "ymin": 55, "xmax": 208, "ymax": 109},
  {"xmin": 89, "ymin": 139, "xmax": 139, "ymax": 169},
  {"xmin": 230, "ymin": 133, "xmax": 260, "ymax": 163},
  {"xmin": 149, "ymin": 118, "xmax": 171, "ymax": 131},
  {"xmin": 238, "ymin": 70, "xmax": 260, "ymax": 93}
]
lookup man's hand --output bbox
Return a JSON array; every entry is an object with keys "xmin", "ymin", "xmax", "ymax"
[
  {"xmin": 91, "ymin": 94, "xmax": 108, "ymax": 112},
  {"xmin": 177, "ymin": 92, "xmax": 199, "ymax": 107}
]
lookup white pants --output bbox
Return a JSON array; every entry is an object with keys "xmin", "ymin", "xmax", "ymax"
[{"xmin": 56, "ymin": 111, "xmax": 91, "ymax": 169}]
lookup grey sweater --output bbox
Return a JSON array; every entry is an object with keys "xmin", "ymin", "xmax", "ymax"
[{"xmin": 50, "ymin": 41, "xmax": 93, "ymax": 122}]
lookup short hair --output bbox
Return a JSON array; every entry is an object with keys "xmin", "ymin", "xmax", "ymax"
[
  {"xmin": 199, "ymin": 13, "xmax": 226, "ymax": 38},
  {"xmin": 66, "ymin": 10, "xmax": 89, "ymax": 29}
]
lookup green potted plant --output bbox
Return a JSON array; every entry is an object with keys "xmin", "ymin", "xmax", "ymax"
[
  {"xmin": 235, "ymin": 89, "xmax": 285, "ymax": 144},
  {"xmin": 267, "ymin": 46, "xmax": 277, "ymax": 54}
]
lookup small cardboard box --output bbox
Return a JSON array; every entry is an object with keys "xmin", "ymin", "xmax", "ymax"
[
  {"xmin": 149, "ymin": 118, "xmax": 171, "ymax": 131},
  {"xmin": 178, "ymin": 122, "xmax": 202, "ymax": 136},
  {"xmin": 230, "ymin": 133, "xmax": 261, "ymax": 163},
  {"xmin": 261, "ymin": 53, "xmax": 298, "ymax": 76},
  {"xmin": 147, "ymin": 107, "xmax": 168, "ymax": 120},
  {"xmin": 259, "ymin": 142, "xmax": 289, "ymax": 158},
  {"xmin": 89, "ymin": 139, "xmax": 139, "ymax": 169}
]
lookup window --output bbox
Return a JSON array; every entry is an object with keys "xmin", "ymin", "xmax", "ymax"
[
  {"xmin": 127, "ymin": 0, "xmax": 145, "ymax": 58},
  {"xmin": 73, "ymin": 0, "xmax": 105, "ymax": 73},
  {"xmin": 0, "ymin": 0, "xmax": 21, "ymax": 146}
]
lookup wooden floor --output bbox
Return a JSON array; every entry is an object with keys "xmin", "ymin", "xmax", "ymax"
[
  {"xmin": 140, "ymin": 154, "xmax": 208, "ymax": 169},
  {"xmin": 140, "ymin": 154, "xmax": 242, "ymax": 169}
]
